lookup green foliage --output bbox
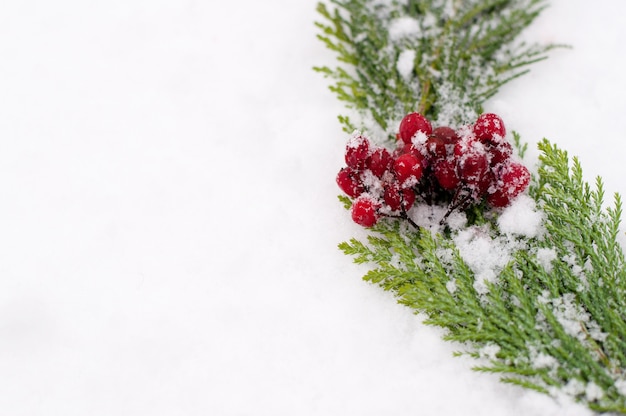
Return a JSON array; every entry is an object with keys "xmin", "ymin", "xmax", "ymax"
[
  {"xmin": 314, "ymin": 0, "xmax": 558, "ymax": 137},
  {"xmin": 338, "ymin": 143, "xmax": 626, "ymax": 412},
  {"xmin": 317, "ymin": 0, "xmax": 626, "ymax": 412}
]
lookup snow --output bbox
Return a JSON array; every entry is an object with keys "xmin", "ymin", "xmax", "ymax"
[
  {"xmin": 536, "ymin": 247, "xmax": 558, "ymax": 273},
  {"xmin": 453, "ymin": 225, "xmax": 514, "ymax": 295},
  {"xmin": 396, "ymin": 49, "xmax": 416, "ymax": 80},
  {"xmin": 0, "ymin": 0, "xmax": 624, "ymax": 415},
  {"xmin": 389, "ymin": 17, "xmax": 421, "ymax": 41},
  {"xmin": 497, "ymin": 194, "xmax": 544, "ymax": 238},
  {"xmin": 616, "ymin": 379, "xmax": 626, "ymax": 397}
]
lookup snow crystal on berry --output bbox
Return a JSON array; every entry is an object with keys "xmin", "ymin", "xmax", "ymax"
[
  {"xmin": 338, "ymin": 112, "xmax": 533, "ymax": 235},
  {"xmin": 410, "ymin": 130, "xmax": 429, "ymax": 147}
]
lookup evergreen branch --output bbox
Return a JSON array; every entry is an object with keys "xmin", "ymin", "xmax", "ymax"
[
  {"xmin": 334, "ymin": 141, "xmax": 626, "ymax": 411},
  {"xmin": 315, "ymin": 0, "xmax": 556, "ymax": 137},
  {"xmin": 317, "ymin": 0, "xmax": 626, "ymax": 412}
]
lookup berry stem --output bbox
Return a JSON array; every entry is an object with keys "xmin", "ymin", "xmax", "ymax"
[
  {"xmin": 387, "ymin": 210, "xmax": 420, "ymax": 230},
  {"xmin": 440, "ymin": 192, "xmax": 472, "ymax": 225}
]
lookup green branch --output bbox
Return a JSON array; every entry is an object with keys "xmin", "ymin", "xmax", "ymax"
[
  {"xmin": 317, "ymin": 0, "xmax": 626, "ymax": 412},
  {"xmin": 315, "ymin": 0, "xmax": 555, "ymax": 136}
]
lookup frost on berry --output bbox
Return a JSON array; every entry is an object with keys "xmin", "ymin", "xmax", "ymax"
[
  {"xmin": 367, "ymin": 147, "xmax": 393, "ymax": 178},
  {"xmin": 398, "ymin": 112, "xmax": 432, "ymax": 145},
  {"xmin": 384, "ymin": 181, "xmax": 416, "ymax": 212},
  {"xmin": 487, "ymin": 162, "xmax": 531, "ymax": 207},
  {"xmin": 432, "ymin": 126, "xmax": 459, "ymax": 143},
  {"xmin": 351, "ymin": 196, "xmax": 380, "ymax": 227},
  {"xmin": 425, "ymin": 136, "xmax": 448, "ymax": 160},
  {"xmin": 486, "ymin": 137, "xmax": 513, "ymax": 167},
  {"xmin": 337, "ymin": 112, "xmax": 533, "ymax": 229},
  {"xmin": 473, "ymin": 113, "xmax": 506, "ymax": 141},
  {"xmin": 433, "ymin": 159, "xmax": 460, "ymax": 190},
  {"xmin": 426, "ymin": 126, "xmax": 459, "ymax": 163},
  {"xmin": 336, "ymin": 167, "xmax": 364, "ymax": 198},
  {"xmin": 393, "ymin": 152, "xmax": 424, "ymax": 187},
  {"xmin": 345, "ymin": 135, "xmax": 370, "ymax": 169},
  {"xmin": 455, "ymin": 139, "xmax": 488, "ymax": 181}
]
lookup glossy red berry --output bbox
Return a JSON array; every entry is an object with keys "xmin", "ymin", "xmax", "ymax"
[
  {"xmin": 367, "ymin": 147, "xmax": 393, "ymax": 178},
  {"xmin": 432, "ymin": 126, "xmax": 459, "ymax": 142},
  {"xmin": 393, "ymin": 153, "xmax": 424, "ymax": 186},
  {"xmin": 351, "ymin": 196, "xmax": 380, "ymax": 227},
  {"xmin": 425, "ymin": 136, "xmax": 449, "ymax": 160},
  {"xmin": 425, "ymin": 127, "xmax": 459, "ymax": 162},
  {"xmin": 486, "ymin": 190, "xmax": 508, "ymax": 208},
  {"xmin": 392, "ymin": 141, "xmax": 406, "ymax": 159},
  {"xmin": 473, "ymin": 113, "xmax": 506, "ymax": 141},
  {"xmin": 345, "ymin": 135, "xmax": 370, "ymax": 169},
  {"xmin": 336, "ymin": 167, "xmax": 364, "ymax": 198},
  {"xmin": 487, "ymin": 140, "xmax": 513, "ymax": 166},
  {"xmin": 402, "ymin": 187, "xmax": 416, "ymax": 210},
  {"xmin": 457, "ymin": 151, "xmax": 489, "ymax": 189},
  {"xmin": 384, "ymin": 182, "xmax": 416, "ymax": 211},
  {"xmin": 487, "ymin": 162, "xmax": 531, "ymax": 207},
  {"xmin": 433, "ymin": 159, "xmax": 460, "ymax": 190},
  {"xmin": 453, "ymin": 135, "xmax": 479, "ymax": 159},
  {"xmin": 398, "ymin": 112, "xmax": 432, "ymax": 145},
  {"xmin": 477, "ymin": 168, "xmax": 496, "ymax": 197}
]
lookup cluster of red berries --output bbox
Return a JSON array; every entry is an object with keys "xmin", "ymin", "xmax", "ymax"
[{"xmin": 336, "ymin": 112, "xmax": 531, "ymax": 227}]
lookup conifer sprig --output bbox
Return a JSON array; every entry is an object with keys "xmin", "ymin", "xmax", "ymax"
[
  {"xmin": 317, "ymin": 0, "xmax": 626, "ymax": 412},
  {"xmin": 315, "ymin": 0, "xmax": 556, "ymax": 137},
  {"xmin": 338, "ymin": 142, "xmax": 626, "ymax": 412}
]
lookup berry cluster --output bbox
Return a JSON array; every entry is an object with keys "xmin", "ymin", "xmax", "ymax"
[{"xmin": 336, "ymin": 112, "xmax": 530, "ymax": 227}]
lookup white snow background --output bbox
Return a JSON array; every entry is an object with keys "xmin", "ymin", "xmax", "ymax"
[{"xmin": 0, "ymin": 1, "xmax": 624, "ymax": 415}]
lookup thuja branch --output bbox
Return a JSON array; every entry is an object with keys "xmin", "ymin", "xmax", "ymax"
[
  {"xmin": 317, "ymin": 0, "xmax": 626, "ymax": 413},
  {"xmin": 314, "ymin": 0, "xmax": 555, "ymax": 138},
  {"xmin": 338, "ymin": 142, "xmax": 626, "ymax": 412}
]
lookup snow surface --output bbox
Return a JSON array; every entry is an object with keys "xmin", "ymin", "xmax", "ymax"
[{"xmin": 0, "ymin": 1, "xmax": 625, "ymax": 415}]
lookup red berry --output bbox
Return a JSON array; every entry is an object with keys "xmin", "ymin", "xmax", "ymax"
[
  {"xmin": 487, "ymin": 139, "xmax": 513, "ymax": 166},
  {"xmin": 402, "ymin": 187, "xmax": 416, "ymax": 209},
  {"xmin": 432, "ymin": 126, "xmax": 459, "ymax": 143},
  {"xmin": 367, "ymin": 147, "xmax": 393, "ymax": 178},
  {"xmin": 351, "ymin": 196, "xmax": 380, "ymax": 227},
  {"xmin": 398, "ymin": 112, "xmax": 432, "ymax": 145},
  {"xmin": 345, "ymin": 135, "xmax": 370, "ymax": 169},
  {"xmin": 453, "ymin": 136, "xmax": 493, "ymax": 199},
  {"xmin": 477, "ymin": 168, "xmax": 496, "ymax": 197},
  {"xmin": 486, "ymin": 190, "xmax": 510, "ymax": 208},
  {"xmin": 425, "ymin": 136, "xmax": 449, "ymax": 160},
  {"xmin": 473, "ymin": 113, "xmax": 506, "ymax": 141},
  {"xmin": 425, "ymin": 127, "xmax": 459, "ymax": 162},
  {"xmin": 457, "ymin": 151, "xmax": 489, "ymax": 190},
  {"xmin": 392, "ymin": 141, "xmax": 406, "ymax": 159},
  {"xmin": 384, "ymin": 182, "xmax": 416, "ymax": 211},
  {"xmin": 433, "ymin": 159, "xmax": 460, "ymax": 190},
  {"xmin": 336, "ymin": 167, "xmax": 364, "ymax": 198},
  {"xmin": 487, "ymin": 162, "xmax": 530, "ymax": 207},
  {"xmin": 404, "ymin": 143, "xmax": 430, "ymax": 169},
  {"xmin": 453, "ymin": 135, "xmax": 478, "ymax": 159},
  {"xmin": 393, "ymin": 153, "xmax": 424, "ymax": 186}
]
